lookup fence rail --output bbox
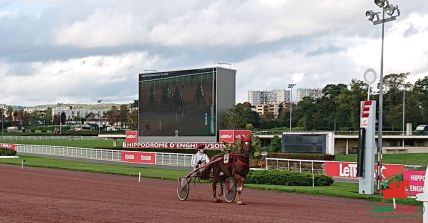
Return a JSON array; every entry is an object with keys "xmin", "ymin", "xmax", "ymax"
[
  {"xmin": 265, "ymin": 158, "xmax": 325, "ymax": 175},
  {"xmin": 15, "ymin": 144, "xmax": 193, "ymax": 167},
  {"xmin": 0, "ymin": 136, "xmax": 110, "ymax": 141},
  {"xmin": 253, "ymin": 130, "xmax": 415, "ymax": 136}
]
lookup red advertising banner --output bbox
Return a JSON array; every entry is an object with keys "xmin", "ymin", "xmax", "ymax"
[
  {"xmin": 219, "ymin": 130, "xmax": 252, "ymax": 143},
  {"xmin": 0, "ymin": 143, "xmax": 16, "ymax": 150},
  {"xmin": 125, "ymin": 130, "xmax": 138, "ymax": 143},
  {"xmin": 121, "ymin": 151, "xmax": 156, "ymax": 164},
  {"xmin": 325, "ymin": 161, "xmax": 404, "ymax": 180},
  {"xmin": 219, "ymin": 130, "xmax": 235, "ymax": 143},
  {"xmin": 123, "ymin": 142, "xmax": 224, "ymax": 150},
  {"xmin": 403, "ymin": 170, "xmax": 426, "ymax": 196}
]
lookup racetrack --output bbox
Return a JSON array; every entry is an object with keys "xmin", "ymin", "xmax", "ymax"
[{"xmin": 0, "ymin": 164, "xmax": 422, "ymax": 223}]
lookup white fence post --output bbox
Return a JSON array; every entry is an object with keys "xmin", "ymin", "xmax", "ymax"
[{"xmin": 312, "ymin": 161, "xmax": 314, "ymax": 188}]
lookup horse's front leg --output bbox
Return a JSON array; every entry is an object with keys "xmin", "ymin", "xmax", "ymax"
[
  {"xmin": 212, "ymin": 180, "xmax": 219, "ymax": 202},
  {"xmin": 218, "ymin": 181, "xmax": 224, "ymax": 197},
  {"xmin": 233, "ymin": 174, "xmax": 246, "ymax": 205}
]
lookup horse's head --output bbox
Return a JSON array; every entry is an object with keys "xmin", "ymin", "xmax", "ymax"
[{"xmin": 239, "ymin": 135, "xmax": 252, "ymax": 158}]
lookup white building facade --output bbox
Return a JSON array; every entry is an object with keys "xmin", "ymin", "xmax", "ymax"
[
  {"xmin": 52, "ymin": 108, "xmax": 108, "ymax": 120},
  {"xmin": 296, "ymin": 88, "xmax": 323, "ymax": 102},
  {"xmin": 248, "ymin": 89, "xmax": 290, "ymax": 105}
]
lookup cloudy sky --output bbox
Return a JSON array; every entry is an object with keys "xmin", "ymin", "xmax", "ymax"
[{"xmin": 1, "ymin": 0, "xmax": 428, "ymax": 106}]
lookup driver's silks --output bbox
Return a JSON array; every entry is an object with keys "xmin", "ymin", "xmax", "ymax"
[{"xmin": 223, "ymin": 153, "xmax": 229, "ymax": 163}]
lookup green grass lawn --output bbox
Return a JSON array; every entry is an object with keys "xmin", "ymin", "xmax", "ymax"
[
  {"xmin": 0, "ymin": 139, "xmax": 122, "ymax": 149},
  {"xmin": 335, "ymin": 153, "xmax": 428, "ymax": 166},
  {"xmin": 0, "ymin": 155, "xmax": 187, "ymax": 180},
  {"xmin": 0, "ymin": 155, "xmax": 422, "ymax": 206}
]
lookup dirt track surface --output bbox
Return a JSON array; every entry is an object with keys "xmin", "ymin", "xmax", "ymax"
[{"xmin": 0, "ymin": 164, "xmax": 422, "ymax": 223}]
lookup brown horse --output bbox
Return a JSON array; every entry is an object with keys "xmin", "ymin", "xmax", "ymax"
[{"xmin": 207, "ymin": 139, "xmax": 251, "ymax": 205}]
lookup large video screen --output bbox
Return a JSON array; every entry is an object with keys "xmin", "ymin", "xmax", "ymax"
[
  {"xmin": 281, "ymin": 134, "xmax": 326, "ymax": 153},
  {"xmin": 139, "ymin": 69, "xmax": 216, "ymax": 136}
]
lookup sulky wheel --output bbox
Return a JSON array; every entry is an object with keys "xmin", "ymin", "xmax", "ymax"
[
  {"xmin": 223, "ymin": 177, "xmax": 237, "ymax": 203},
  {"xmin": 177, "ymin": 177, "xmax": 190, "ymax": 201}
]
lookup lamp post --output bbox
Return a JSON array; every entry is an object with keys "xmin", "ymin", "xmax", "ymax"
[
  {"xmin": 1, "ymin": 108, "xmax": 4, "ymax": 137},
  {"xmin": 98, "ymin": 100, "xmax": 102, "ymax": 134},
  {"xmin": 288, "ymin": 84, "xmax": 296, "ymax": 132},
  {"xmin": 366, "ymin": 0, "xmax": 400, "ymax": 191},
  {"xmin": 401, "ymin": 83, "xmax": 410, "ymax": 136}
]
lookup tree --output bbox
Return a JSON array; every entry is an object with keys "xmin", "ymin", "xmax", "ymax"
[
  {"xmin": 383, "ymin": 73, "xmax": 410, "ymax": 129},
  {"xmin": 44, "ymin": 107, "xmax": 53, "ymax": 125},
  {"xmin": 269, "ymin": 135, "xmax": 282, "ymax": 152},
  {"xmin": 223, "ymin": 103, "xmax": 260, "ymax": 129},
  {"xmin": 30, "ymin": 111, "xmax": 40, "ymax": 125},
  {"xmin": 385, "ymin": 104, "xmax": 403, "ymax": 130},
  {"xmin": 6, "ymin": 106, "xmax": 13, "ymax": 122},
  {"xmin": 412, "ymin": 76, "xmax": 428, "ymax": 122},
  {"xmin": 118, "ymin": 104, "xmax": 129, "ymax": 128},
  {"xmin": 106, "ymin": 106, "xmax": 119, "ymax": 125},
  {"xmin": 128, "ymin": 110, "xmax": 138, "ymax": 130},
  {"xmin": 60, "ymin": 112, "xmax": 66, "ymax": 125}
]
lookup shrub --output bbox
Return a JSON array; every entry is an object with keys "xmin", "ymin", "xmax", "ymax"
[
  {"xmin": 0, "ymin": 148, "xmax": 17, "ymax": 156},
  {"xmin": 246, "ymin": 170, "xmax": 334, "ymax": 186}
]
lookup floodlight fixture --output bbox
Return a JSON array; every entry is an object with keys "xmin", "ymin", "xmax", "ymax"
[
  {"xmin": 374, "ymin": 0, "xmax": 389, "ymax": 8},
  {"xmin": 366, "ymin": 10, "xmax": 379, "ymax": 22},
  {"xmin": 385, "ymin": 4, "xmax": 399, "ymax": 16}
]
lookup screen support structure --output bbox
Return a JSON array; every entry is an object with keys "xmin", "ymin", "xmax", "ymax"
[{"xmin": 358, "ymin": 100, "xmax": 376, "ymax": 194}]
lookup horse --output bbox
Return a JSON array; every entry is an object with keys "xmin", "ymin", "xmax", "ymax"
[{"xmin": 205, "ymin": 138, "xmax": 251, "ymax": 205}]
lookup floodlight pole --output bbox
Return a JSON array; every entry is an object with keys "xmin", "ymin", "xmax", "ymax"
[
  {"xmin": 402, "ymin": 86, "xmax": 406, "ymax": 136},
  {"xmin": 288, "ymin": 84, "xmax": 296, "ymax": 132},
  {"xmin": 376, "ymin": 7, "xmax": 385, "ymax": 192},
  {"xmin": 1, "ymin": 109, "xmax": 4, "ymax": 137},
  {"xmin": 368, "ymin": 1, "xmax": 399, "ymax": 191},
  {"xmin": 98, "ymin": 100, "xmax": 102, "ymax": 134}
]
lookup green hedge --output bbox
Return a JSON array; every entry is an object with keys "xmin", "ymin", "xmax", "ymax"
[
  {"xmin": 267, "ymin": 153, "xmax": 335, "ymax": 161},
  {"xmin": 246, "ymin": 170, "xmax": 334, "ymax": 186},
  {"xmin": 0, "ymin": 148, "xmax": 17, "ymax": 156}
]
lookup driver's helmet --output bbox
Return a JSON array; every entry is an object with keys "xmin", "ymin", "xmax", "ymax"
[{"xmin": 197, "ymin": 144, "xmax": 206, "ymax": 151}]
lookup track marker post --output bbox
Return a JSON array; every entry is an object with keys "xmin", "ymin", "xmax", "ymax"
[
  {"xmin": 21, "ymin": 160, "xmax": 26, "ymax": 170},
  {"xmin": 138, "ymin": 172, "xmax": 142, "ymax": 183}
]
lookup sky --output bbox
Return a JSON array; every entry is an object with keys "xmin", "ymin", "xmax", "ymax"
[{"xmin": 1, "ymin": 0, "xmax": 428, "ymax": 106}]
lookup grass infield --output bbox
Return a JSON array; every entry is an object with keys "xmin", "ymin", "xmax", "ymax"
[
  {"xmin": 335, "ymin": 154, "xmax": 428, "ymax": 166},
  {"xmin": 0, "ymin": 155, "xmax": 422, "ymax": 206}
]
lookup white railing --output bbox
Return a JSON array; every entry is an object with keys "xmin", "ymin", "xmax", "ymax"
[
  {"xmin": 156, "ymin": 152, "xmax": 193, "ymax": 167},
  {"xmin": 0, "ymin": 136, "xmax": 110, "ymax": 141},
  {"xmin": 265, "ymin": 158, "xmax": 326, "ymax": 175},
  {"xmin": 15, "ymin": 144, "xmax": 193, "ymax": 167}
]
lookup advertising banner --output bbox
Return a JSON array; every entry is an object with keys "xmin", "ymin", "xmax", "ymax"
[
  {"xmin": 121, "ymin": 151, "xmax": 156, "ymax": 164},
  {"xmin": 403, "ymin": 170, "xmax": 426, "ymax": 196},
  {"xmin": 123, "ymin": 142, "xmax": 224, "ymax": 150},
  {"xmin": 219, "ymin": 130, "xmax": 252, "ymax": 143},
  {"xmin": 125, "ymin": 130, "xmax": 138, "ymax": 143},
  {"xmin": 0, "ymin": 143, "xmax": 16, "ymax": 150},
  {"xmin": 325, "ymin": 161, "xmax": 404, "ymax": 180}
]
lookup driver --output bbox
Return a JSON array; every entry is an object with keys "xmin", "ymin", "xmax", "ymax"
[{"xmin": 191, "ymin": 144, "xmax": 210, "ymax": 171}]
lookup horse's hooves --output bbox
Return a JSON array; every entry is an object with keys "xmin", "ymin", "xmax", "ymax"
[
  {"xmin": 213, "ymin": 199, "xmax": 223, "ymax": 203},
  {"xmin": 237, "ymin": 201, "xmax": 246, "ymax": 205}
]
